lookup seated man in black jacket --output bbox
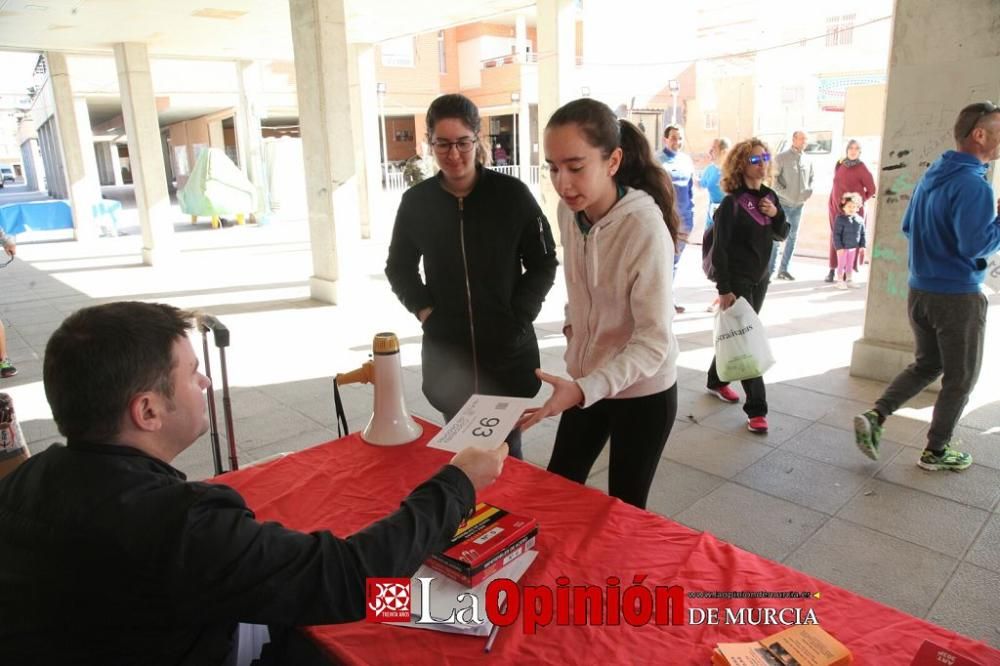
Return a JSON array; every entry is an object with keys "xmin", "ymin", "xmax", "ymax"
[{"xmin": 0, "ymin": 301, "xmax": 507, "ymax": 666}]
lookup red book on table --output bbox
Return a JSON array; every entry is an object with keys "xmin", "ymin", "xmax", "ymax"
[{"xmin": 426, "ymin": 502, "xmax": 538, "ymax": 587}]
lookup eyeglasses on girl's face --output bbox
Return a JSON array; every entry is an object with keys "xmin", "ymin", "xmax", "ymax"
[
  {"xmin": 748, "ymin": 153, "xmax": 771, "ymax": 166},
  {"xmin": 431, "ymin": 137, "xmax": 477, "ymax": 155}
]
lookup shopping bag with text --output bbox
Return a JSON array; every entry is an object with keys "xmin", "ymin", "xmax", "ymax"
[{"xmin": 713, "ymin": 297, "xmax": 775, "ymax": 382}]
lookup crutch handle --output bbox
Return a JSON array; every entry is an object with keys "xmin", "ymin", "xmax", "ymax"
[{"xmin": 197, "ymin": 314, "xmax": 230, "ymax": 348}]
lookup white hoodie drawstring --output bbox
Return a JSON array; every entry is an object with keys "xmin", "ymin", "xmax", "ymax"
[{"xmin": 591, "ymin": 225, "xmax": 600, "ymax": 288}]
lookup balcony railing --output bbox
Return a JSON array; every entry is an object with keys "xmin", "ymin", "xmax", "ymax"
[
  {"xmin": 380, "ymin": 163, "xmax": 540, "ymax": 192},
  {"xmin": 480, "ymin": 52, "xmax": 538, "ymax": 69},
  {"xmin": 488, "ymin": 165, "xmax": 540, "ymax": 185}
]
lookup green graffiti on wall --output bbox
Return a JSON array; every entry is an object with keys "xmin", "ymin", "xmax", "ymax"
[
  {"xmin": 885, "ymin": 270, "xmax": 909, "ymax": 300},
  {"xmin": 890, "ymin": 173, "xmax": 916, "ymax": 194},
  {"xmin": 872, "ymin": 244, "xmax": 904, "ymax": 264}
]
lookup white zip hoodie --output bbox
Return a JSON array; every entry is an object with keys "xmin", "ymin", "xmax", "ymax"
[{"xmin": 559, "ymin": 187, "xmax": 679, "ymax": 407}]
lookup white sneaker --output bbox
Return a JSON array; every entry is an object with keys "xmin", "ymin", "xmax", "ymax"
[
  {"xmin": 836, "ymin": 281, "xmax": 849, "ymax": 290},
  {"xmin": 847, "ymin": 281, "xmax": 861, "ymax": 289}
]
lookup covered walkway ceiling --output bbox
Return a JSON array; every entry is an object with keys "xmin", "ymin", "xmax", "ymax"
[{"xmin": 0, "ymin": 0, "xmax": 535, "ymax": 60}]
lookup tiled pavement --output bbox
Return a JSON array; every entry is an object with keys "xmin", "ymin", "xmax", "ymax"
[{"xmin": 3, "ymin": 214, "xmax": 999, "ymax": 649}]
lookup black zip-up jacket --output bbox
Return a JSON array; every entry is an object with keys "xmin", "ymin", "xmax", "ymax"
[
  {"xmin": 385, "ymin": 166, "xmax": 558, "ymax": 414},
  {"xmin": 0, "ymin": 442, "xmax": 474, "ymax": 665},
  {"xmin": 712, "ymin": 183, "xmax": 790, "ymax": 294}
]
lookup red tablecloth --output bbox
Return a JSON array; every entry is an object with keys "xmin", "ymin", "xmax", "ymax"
[{"xmin": 218, "ymin": 421, "xmax": 1000, "ymax": 665}]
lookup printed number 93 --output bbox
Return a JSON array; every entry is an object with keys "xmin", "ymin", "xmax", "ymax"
[{"xmin": 471, "ymin": 417, "xmax": 501, "ymax": 437}]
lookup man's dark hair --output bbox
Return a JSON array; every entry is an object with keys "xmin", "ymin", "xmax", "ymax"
[
  {"xmin": 954, "ymin": 101, "xmax": 999, "ymax": 142},
  {"xmin": 664, "ymin": 125, "xmax": 681, "ymax": 139},
  {"xmin": 43, "ymin": 302, "xmax": 195, "ymax": 443}
]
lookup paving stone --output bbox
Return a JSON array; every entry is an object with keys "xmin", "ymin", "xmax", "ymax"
[
  {"xmin": 927, "ymin": 564, "xmax": 1000, "ymax": 649},
  {"xmin": 676, "ymin": 386, "xmax": 731, "ymax": 423},
  {"xmin": 779, "ymin": 421, "xmax": 903, "ymax": 475},
  {"xmin": 836, "ymin": 479, "xmax": 989, "ymax": 558},
  {"xmin": 876, "ymin": 456, "xmax": 1000, "ymax": 511},
  {"xmin": 966, "ymin": 514, "xmax": 1000, "ymax": 575},
  {"xmin": 663, "ymin": 424, "xmax": 772, "ymax": 478},
  {"xmin": 735, "ymin": 449, "xmax": 871, "ymax": 514},
  {"xmin": 674, "ymin": 482, "xmax": 827, "ymax": 562},
  {"xmin": 785, "ymin": 518, "xmax": 957, "ymax": 617},
  {"xmin": 761, "ymin": 383, "xmax": 836, "ymax": 421},
  {"xmin": 698, "ymin": 407, "xmax": 812, "ymax": 447},
  {"xmin": 950, "ymin": 425, "xmax": 1000, "ymax": 471},
  {"xmin": 589, "ymin": 460, "xmax": 726, "ymax": 518}
]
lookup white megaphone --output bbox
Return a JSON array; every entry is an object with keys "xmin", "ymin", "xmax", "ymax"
[{"xmin": 335, "ymin": 332, "xmax": 422, "ymax": 446}]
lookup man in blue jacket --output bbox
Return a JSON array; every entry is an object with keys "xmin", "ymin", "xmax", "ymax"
[
  {"xmin": 854, "ymin": 102, "xmax": 1000, "ymax": 471},
  {"xmin": 658, "ymin": 125, "xmax": 694, "ymax": 313}
]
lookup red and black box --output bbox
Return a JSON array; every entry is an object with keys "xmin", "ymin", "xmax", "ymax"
[{"xmin": 426, "ymin": 503, "xmax": 538, "ymax": 587}]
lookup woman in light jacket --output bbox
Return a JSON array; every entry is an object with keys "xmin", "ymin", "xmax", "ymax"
[{"xmin": 520, "ymin": 98, "xmax": 680, "ymax": 510}]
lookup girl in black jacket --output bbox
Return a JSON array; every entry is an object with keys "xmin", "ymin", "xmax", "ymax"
[{"xmin": 385, "ymin": 94, "xmax": 558, "ymax": 458}]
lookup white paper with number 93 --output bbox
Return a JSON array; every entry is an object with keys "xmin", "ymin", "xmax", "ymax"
[{"xmin": 426, "ymin": 394, "xmax": 536, "ymax": 453}]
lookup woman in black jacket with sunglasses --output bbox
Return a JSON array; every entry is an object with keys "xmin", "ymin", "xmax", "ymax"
[{"xmin": 705, "ymin": 138, "xmax": 789, "ymax": 434}]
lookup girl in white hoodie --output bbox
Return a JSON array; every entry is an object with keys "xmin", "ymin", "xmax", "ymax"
[{"xmin": 519, "ymin": 98, "xmax": 680, "ymax": 510}]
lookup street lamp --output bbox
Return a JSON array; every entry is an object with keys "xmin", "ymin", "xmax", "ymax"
[
  {"xmin": 376, "ymin": 82, "xmax": 388, "ymax": 185},
  {"xmin": 511, "ymin": 92, "xmax": 520, "ymax": 168},
  {"xmin": 668, "ymin": 79, "xmax": 680, "ymax": 126}
]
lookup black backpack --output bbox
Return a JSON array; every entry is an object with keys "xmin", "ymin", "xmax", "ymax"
[
  {"xmin": 702, "ymin": 201, "xmax": 732, "ymax": 282},
  {"xmin": 702, "ymin": 223, "xmax": 717, "ymax": 282},
  {"xmin": 702, "ymin": 194, "xmax": 773, "ymax": 282}
]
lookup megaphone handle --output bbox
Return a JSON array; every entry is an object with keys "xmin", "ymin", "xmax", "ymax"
[{"xmin": 332, "ymin": 378, "xmax": 350, "ymax": 437}]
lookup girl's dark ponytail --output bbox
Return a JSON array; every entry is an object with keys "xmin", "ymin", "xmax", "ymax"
[
  {"xmin": 546, "ymin": 98, "xmax": 679, "ymax": 244},
  {"xmin": 616, "ymin": 120, "xmax": 679, "ymax": 244}
]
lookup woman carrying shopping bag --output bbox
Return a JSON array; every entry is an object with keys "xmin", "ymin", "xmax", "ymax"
[{"xmin": 706, "ymin": 138, "xmax": 789, "ymax": 433}]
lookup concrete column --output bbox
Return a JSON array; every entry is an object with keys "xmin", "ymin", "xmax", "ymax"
[
  {"xmin": 515, "ymin": 13, "xmax": 531, "ymax": 175},
  {"xmin": 850, "ymin": 0, "xmax": 1000, "ymax": 383},
  {"xmin": 517, "ymin": 88, "xmax": 531, "ymax": 175},
  {"xmin": 208, "ymin": 119, "xmax": 225, "ymax": 149},
  {"xmin": 109, "ymin": 142, "xmax": 124, "ymax": 185},
  {"xmin": 235, "ymin": 60, "xmax": 267, "ymax": 215},
  {"xmin": 514, "ymin": 13, "xmax": 528, "ymax": 63},
  {"xmin": 114, "ymin": 42, "xmax": 175, "ymax": 264},
  {"xmin": 536, "ymin": 0, "xmax": 576, "ymax": 239},
  {"xmin": 347, "ymin": 44, "xmax": 381, "ymax": 240},
  {"xmin": 19, "ymin": 138, "xmax": 43, "ymax": 191},
  {"xmin": 47, "ymin": 52, "xmax": 102, "ymax": 241},
  {"xmin": 94, "ymin": 142, "xmax": 113, "ymax": 185},
  {"xmin": 289, "ymin": 0, "xmax": 361, "ymax": 304}
]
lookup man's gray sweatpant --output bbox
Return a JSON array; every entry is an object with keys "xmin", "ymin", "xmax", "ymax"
[{"xmin": 875, "ymin": 288, "xmax": 988, "ymax": 452}]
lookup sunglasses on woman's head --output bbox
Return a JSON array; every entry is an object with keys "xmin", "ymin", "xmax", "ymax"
[{"xmin": 748, "ymin": 153, "xmax": 771, "ymax": 165}]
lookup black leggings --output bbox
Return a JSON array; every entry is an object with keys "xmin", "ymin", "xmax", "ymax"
[{"xmin": 546, "ymin": 384, "xmax": 678, "ymax": 510}]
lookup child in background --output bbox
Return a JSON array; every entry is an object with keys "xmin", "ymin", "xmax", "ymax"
[{"xmin": 833, "ymin": 192, "xmax": 866, "ymax": 289}]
